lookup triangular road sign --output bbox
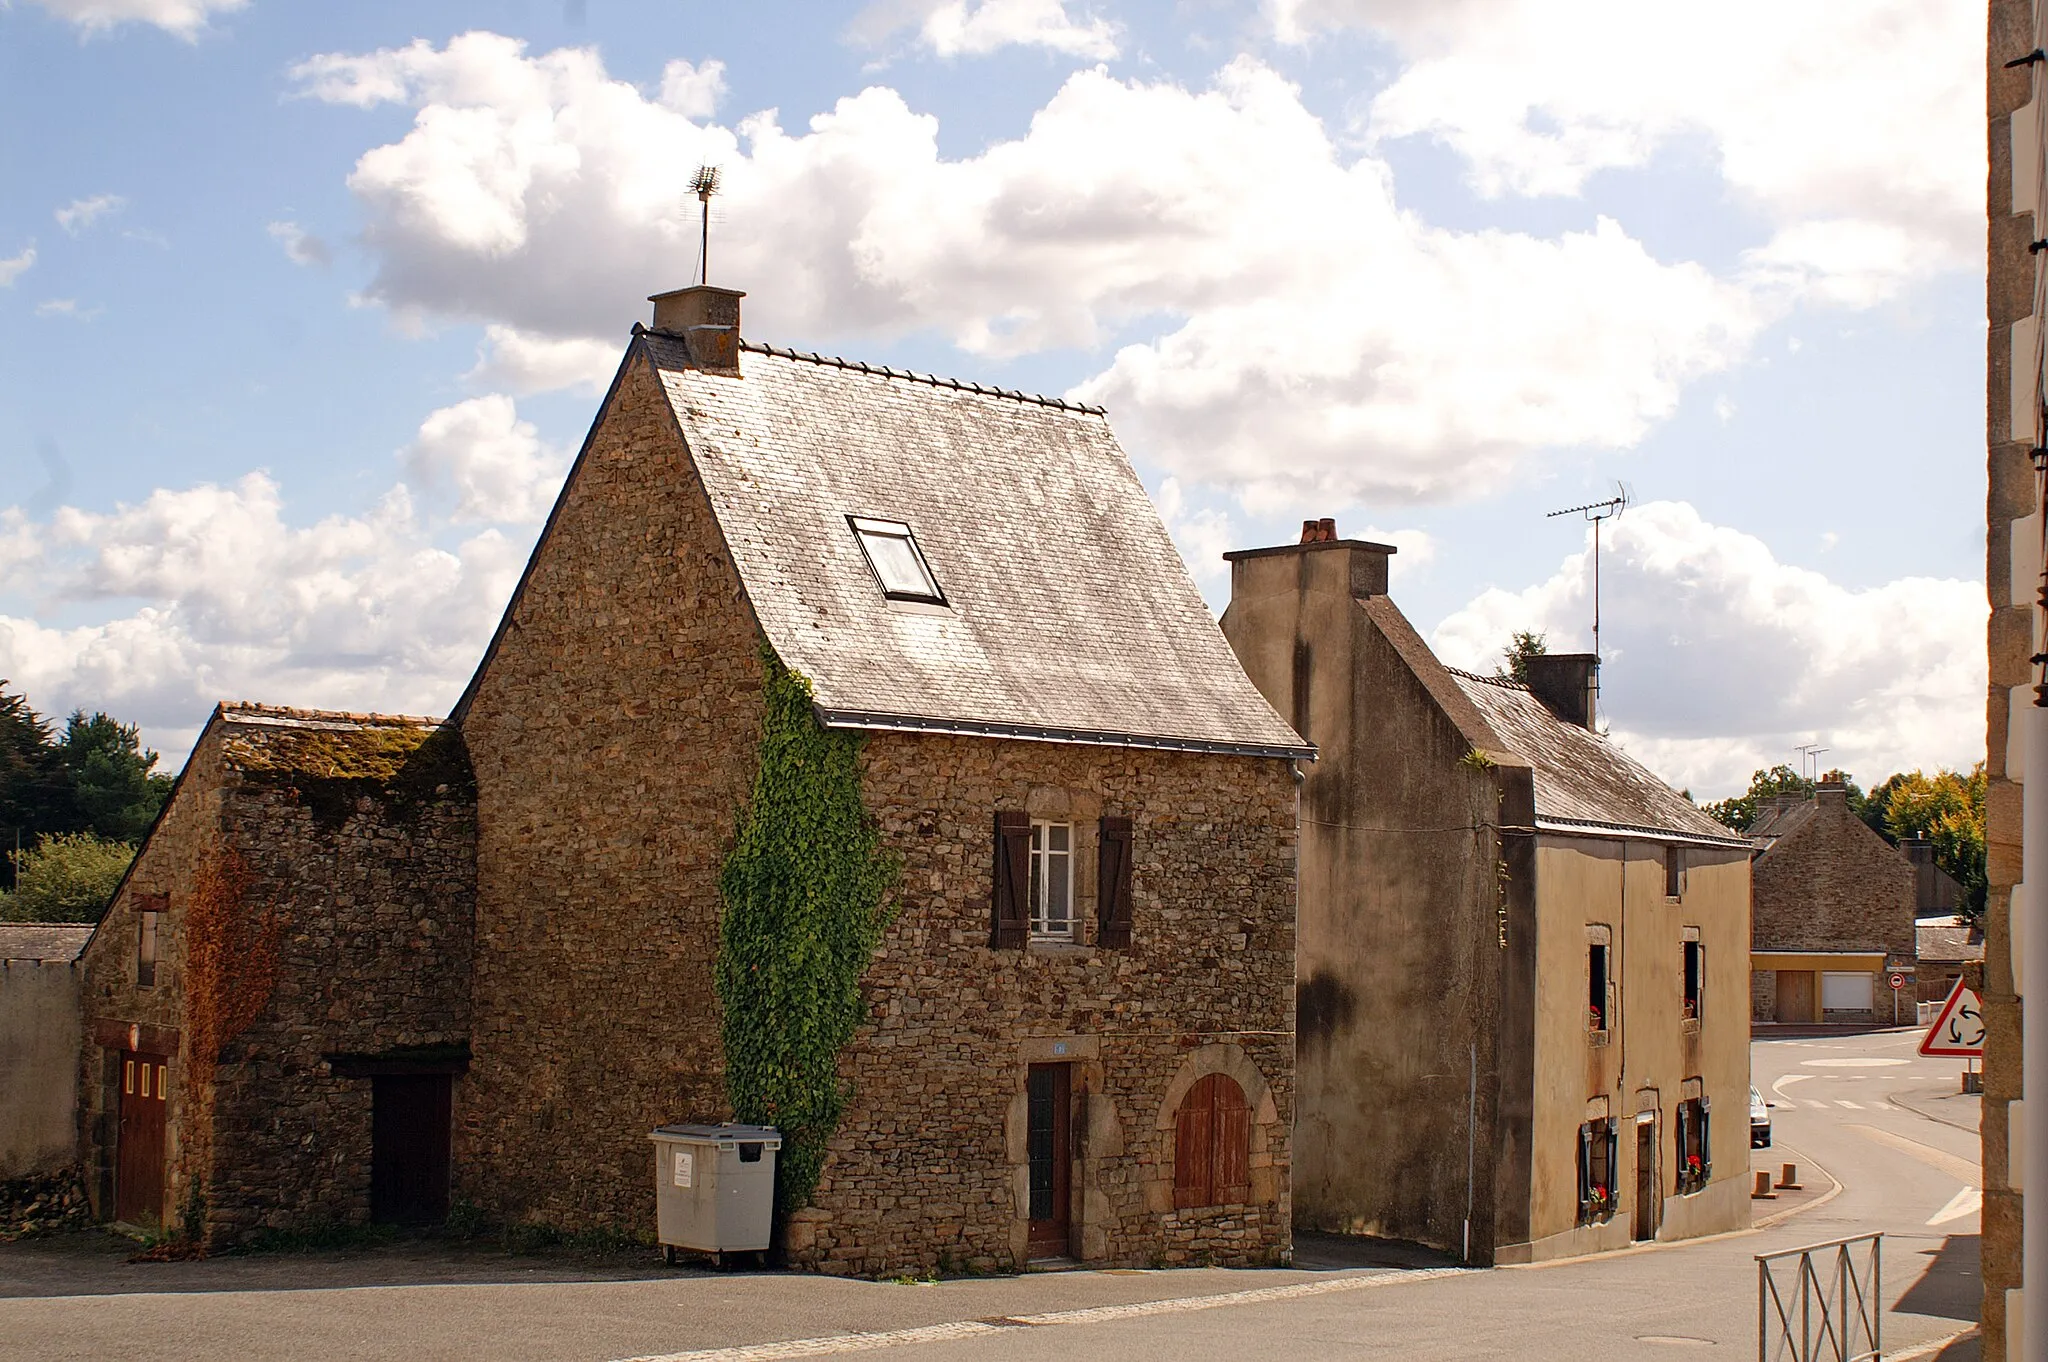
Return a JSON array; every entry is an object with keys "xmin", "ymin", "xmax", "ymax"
[{"xmin": 1918, "ymin": 977, "xmax": 1985, "ymax": 1057}]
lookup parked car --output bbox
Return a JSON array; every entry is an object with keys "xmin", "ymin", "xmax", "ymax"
[{"xmin": 1751, "ymin": 1085, "xmax": 1773, "ymax": 1148}]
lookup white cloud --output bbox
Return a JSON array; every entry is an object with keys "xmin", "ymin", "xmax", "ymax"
[
  {"xmin": 1271, "ymin": 0, "xmax": 1977, "ymax": 303},
  {"xmin": 34, "ymin": 298, "xmax": 99, "ymax": 320},
  {"xmin": 20, "ymin": 0, "xmax": 245, "ymax": 37},
  {"xmin": 0, "ymin": 246, "xmax": 34, "ymax": 286},
  {"xmin": 1429, "ymin": 500, "xmax": 1985, "ymax": 798},
  {"xmin": 401, "ymin": 394, "xmax": 565, "ymax": 523},
  {"xmin": 296, "ymin": 36, "xmax": 1769, "ymax": 508},
  {"xmin": 465, "ymin": 324, "xmax": 618, "ymax": 396},
  {"xmin": 266, "ymin": 219, "xmax": 332, "ymax": 267},
  {"xmin": 0, "ymin": 471, "xmax": 531, "ymax": 768},
  {"xmin": 658, "ymin": 58, "xmax": 726, "ymax": 119},
  {"xmin": 54, "ymin": 193, "xmax": 126, "ymax": 236},
  {"xmin": 850, "ymin": 0, "xmax": 1119, "ymax": 58}
]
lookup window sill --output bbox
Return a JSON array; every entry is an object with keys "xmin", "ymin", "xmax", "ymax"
[
  {"xmin": 1587, "ymin": 1029, "xmax": 1610, "ymax": 1047},
  {"xmin": 1026, "ymin": 940, "xmax": 1093, "ymax": 957},
  {"xmin": 1681, "ymin": 1018, "xmax": 1702, "ymax": 1035}
]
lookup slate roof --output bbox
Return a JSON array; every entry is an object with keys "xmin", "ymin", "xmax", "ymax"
[
  {"xmin": 641, "ymin": 334, "xmax": 1310, "ymax": 759},
  {"xmin": 0, "ymin": 923, "xmax": 93, "ymax": 961},
  {"xmin": 1916, "ymin": 919, "xmax": 1984, "ymax": 963},
  {"xmin": 1445, "ymin": 670, "xmax": 1747, "ymax": 846},
  {"xmin": 1744, "ymin": 797, "xmax": 1815, "ymax": 851}
]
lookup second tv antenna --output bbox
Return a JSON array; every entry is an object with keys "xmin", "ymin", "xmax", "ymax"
[{"xmin": 1546, "ymin": 483, "xmax": 1632, "ymax": 662}]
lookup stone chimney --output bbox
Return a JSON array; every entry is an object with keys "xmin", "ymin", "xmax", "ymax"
[
  {"xmin": 648, "ymin": 285, "xmax": 744, "ymax": 374},
  {"xmin": 1815, "ymin": 781, "xmax": 1849, "ymax": 808},
  {"xmin": 1901, "ymin": 834, "xmax": 1936, "ymax": 868},
  {"xmin": 1524, "ymin": 654, "xmax": 1598, "ymax": 731}
]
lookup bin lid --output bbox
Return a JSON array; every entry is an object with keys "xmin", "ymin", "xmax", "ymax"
[{"xmin": 650, "ymin": 1122, "xmax": 782, "ymax": 1147}]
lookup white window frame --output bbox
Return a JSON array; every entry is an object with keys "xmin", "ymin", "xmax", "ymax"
[
  {"xmin": 1029, "ymin": 820, "xmax": 1074, "ymax": 940},
  {"xmin": 848, "ymin": 515, "xmax": 946, "ymax": 605}
]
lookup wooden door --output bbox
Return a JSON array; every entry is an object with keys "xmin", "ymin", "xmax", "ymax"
[
  {"xmin": 1777, "ymin": 970, "xmax": 1816, "ymax": 1023},
  {"xmin": 371, "ymin": 1074, "xmax": 452, "ymax": 1225},
  {"xmin": 1025, "ymin": 1064, "xmax": 1072, "ymax": 1258},
  {"xmin": 1632, "ymin": 1120, "xmax": 1657, "ymax": 1241},
  {"xmin": 114, "ymin": 1050, "xmax": 168, "ymax": 1227}
]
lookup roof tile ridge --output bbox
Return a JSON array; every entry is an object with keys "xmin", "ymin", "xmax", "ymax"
[
  {"xmin": 1444, "ymin": 666, "xmax": 1529, "ymax": 690},
  {"xmin": 739, "ymin": 339, "xmax": 1108, "ymax": 416}
]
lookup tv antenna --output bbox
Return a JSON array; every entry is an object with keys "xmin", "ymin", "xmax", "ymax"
[
  {"xmin": 690, "ymin": 164, "xmax": 721, "ymax": 286},
  {"xmin": 1794, "ymin": 743, "xmax": 1831, "ymax": 782},
  {"xmin": 1546, "ymin": 482, "xmax": 1632, "ymax": 661}
]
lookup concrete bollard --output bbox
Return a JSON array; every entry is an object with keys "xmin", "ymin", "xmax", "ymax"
[
  {"xmin": 1753, "ymin": 1170, "xmax": 1777, "ymax": 1199},
  {"xmin": 1776, "ymin": 1164, "xmax": 1802, "ymax": 1190}
]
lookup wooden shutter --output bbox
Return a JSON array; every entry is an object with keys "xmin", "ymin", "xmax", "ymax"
[
  {"xmin": 1212, "ymin": 1075, "xmax": 1251, "ymax": 1203},
  {"xmin": 991, "ymin": 811, "xmax": 1031, "ymax": 949},
  {"xmin": 1097, "ymin": 816, "xmax": 1134, "ymax": 948},
  {"xmin": 1173, "ymin": 1076, "xmax": 1215, "ymax": 1209}
]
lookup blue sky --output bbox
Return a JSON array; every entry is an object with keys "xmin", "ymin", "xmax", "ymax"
[{"xmin": 0, "ymin": 0, "xmax": 1986, "ymax": 797}]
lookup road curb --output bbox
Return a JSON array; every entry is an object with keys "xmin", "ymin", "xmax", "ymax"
[
  {"xmin": 1751, "ymin": 1143, "xmax": 1844, "ymax": 1231},
  {"xmin": 1889, "ymin": 1087, "xmax": 1982, "ymax": 1138},
  {"xmin": 1884, "ymin": 1324, "xmax": 1979, "ymax": 1360}
]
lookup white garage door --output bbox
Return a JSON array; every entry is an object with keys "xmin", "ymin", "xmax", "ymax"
[{"xmin": 1822, "ymin": 971, "xmax": 1874, "ymax": 1012}]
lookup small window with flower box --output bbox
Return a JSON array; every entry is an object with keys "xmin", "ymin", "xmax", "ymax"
[
  {"xmin": 1681, "ymin": 931, "xmax": 1703, "ymax": 1027},
  {"xmin": 1675, "ymin": 1093, "xmax": 1711, "ymax": 1194},
  {"xmin": 1587, "ymin": 926, "xmax": 1614, "ymax": 1040},
  {"xmin": 1577, "ymin": 1116, "xmax": 1619, "ymax": 1224}
]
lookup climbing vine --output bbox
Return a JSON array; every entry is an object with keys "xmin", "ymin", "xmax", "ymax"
[{"xmin": 717, "ymin": 647, "xmax": 897, "ymax": 1215}]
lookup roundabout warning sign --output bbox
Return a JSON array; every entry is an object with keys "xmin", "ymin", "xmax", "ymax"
[{"xmin": 1918, "ymin": 978, "xmax": 1984, "ymax": 1058}]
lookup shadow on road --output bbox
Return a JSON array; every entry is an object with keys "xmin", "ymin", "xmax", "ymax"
[
  {"xmin": 1290, "ymin": 1231, "xmax": 1461, "ymax": 1272},
  {"xmin": 1892, "ymin": 1232, "xmax": 1981, "ymax": 1324}
]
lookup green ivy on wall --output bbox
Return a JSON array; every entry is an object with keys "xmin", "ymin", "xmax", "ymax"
[{"xmin": 717, "ymin": 646, "xmax": 897, "ymax": 1215}]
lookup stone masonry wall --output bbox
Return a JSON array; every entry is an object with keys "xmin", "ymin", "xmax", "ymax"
[
  {"xmin": 204, "ymin": 764, "xmax": 476, "ymax": 1242},
  {"xmin": 78, "ymin": 727, "xmax": 231, "ymax": 1226},
  {"xmin": 794, "ymin": 735, "xmax": 1297, "ymax": 1276},
  {"xmin": 458, "ymin": 350, "xmax": 767, "ymax": 1230}
]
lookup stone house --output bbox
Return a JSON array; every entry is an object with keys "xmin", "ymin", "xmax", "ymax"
[
  {"xmin": 1220, "ymin": 526, "xmax": 1753, "ymax": 1264},
  {"xmin": 1916, "ymin": 917, "xmax": 1985, "ymax": 1010},
  {"xmin": 1746, "ymin": 785, "xmax": 1915, "ymax": 1025},
  {"xmin": 448, "ymin": 285, "xmax": 1309, "ymax": 1274},
  {"xmin": 1, "ymin": 923, "xmax": 93, "ymax": 1232},
  {"xmin": 74, "ymin": 704, "xmax": 474, "ymax": 1239}
]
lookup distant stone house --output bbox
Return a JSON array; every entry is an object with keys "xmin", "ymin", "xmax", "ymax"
[
  {"xmin": 2, "ymin": 923, "xmax": 93, "ymax": 1232},
  {"xmin": 74, "ymin": 704, "xmax": 474, "ymax": 1238},
  {"xmin": 448, "ymin": 285, "xmax": 1309, "ymax": 1274},
  {"xmin": 1915, "ymin": 917, "xmax": 1985, "ymax": 1008},
  {"xmin": 1221, "ymin": 527, "xmax": 1753, "ymax": 1264},
  {"xmin": 1747, "ymin": 785, "xmax": 1916, "ymax": 1024}
]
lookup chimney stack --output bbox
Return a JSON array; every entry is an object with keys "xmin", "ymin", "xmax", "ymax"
[
  {"xmin": 1523, "ymin": 653, "xmax": 1599, "ymax": 731},
  {"xmin": 1815, "ymin": 782, "xmax": 1848, "ymax": 808},
  {"xmin": 1225, "ymin": 519, "xmax": 1396, "ymax": 598},
  {"xmin": 648, "ymin": 285, "xmax": 744, "ymax": 374}
]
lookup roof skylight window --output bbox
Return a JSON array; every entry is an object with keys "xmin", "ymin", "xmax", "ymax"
[{"xmin": 849, "ymin": 515, "xmax": 946, "ymax": 605}]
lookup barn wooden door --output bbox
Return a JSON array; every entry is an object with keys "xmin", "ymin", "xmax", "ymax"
[
  {"xmin": 114, "ymin": 1050, "xmax": 168, "ymax": 1227},
  {"xmin": 371, "ymin": 1074, "xmax": 452, "ymax": 1224},
  {"xmin": 1777, "ymin": 971, "xmax": 1817, "ymax": 1023},
  {"xmin": 1025, "ymin": 1064, "xmax": 1072, "ymax": 1258}
]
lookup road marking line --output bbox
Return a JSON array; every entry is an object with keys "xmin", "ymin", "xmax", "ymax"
[
  {"xmin": 1847, "ymin": 1124, "xmax": 1981, "ymax": 1186},
  {"xmin": 1770, "ymin": 1074, "xmax": 1816, "ymax": 1101},
  {"xmin": 1928, "ymin": 1187, "xmax": 1982, "ymax": 1226},
  {"xmin": 1805, "ymin": 1101, "xmax": 1829, "ymax": 1109},
  {"xmin": 1836, "ymin": 1100, "xmax": 1862, "ymax": 1109},
  {"xmin": 610, "ymin": 1267, "xmax": 1472, "ymax": 1362}
]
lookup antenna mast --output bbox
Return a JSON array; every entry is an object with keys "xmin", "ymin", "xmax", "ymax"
[
  {"xmin": 690, "ymin": 164, "xmax": 722, "ymax": 286},
  {"xmin": 1546, "ymin": 483, "xmax": 1632, "ymax": 661}
]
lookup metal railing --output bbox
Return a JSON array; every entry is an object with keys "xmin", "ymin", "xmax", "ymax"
[{"xmin": 1757, "ymin": 1233, "xmax": 1882, "ymax": 1362}]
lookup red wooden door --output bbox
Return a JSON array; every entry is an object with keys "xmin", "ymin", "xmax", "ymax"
[
  {"xmin": 1174, "ymin": 1073, "xmax": 1250, "ymax": 1208},
  {"xmin": 1026, "ymin": 1064, "xmax": 1072, "ymax": 1257},
  {"xmin": 114, "ymin": 1051, "xmax": 168, "ymax": 1226}
]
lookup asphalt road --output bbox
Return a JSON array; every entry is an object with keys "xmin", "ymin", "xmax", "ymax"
[{"xmin": 0, "ymin": 1029, "xmax": 1983, "ymax": 1362}]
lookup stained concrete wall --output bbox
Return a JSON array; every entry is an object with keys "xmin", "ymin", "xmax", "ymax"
[
  {"xmin": 1221, "ymin": 540, "xmax": 1533, "ymax": 1260},
  {"xmin": 0, "ymin": 960, "xmax": 83, "ymax": 1179}
]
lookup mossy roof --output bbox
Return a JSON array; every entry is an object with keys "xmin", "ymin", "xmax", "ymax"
[{"xmin": 214, "ymin": 703, "xmax": 448, "ymax": 782}]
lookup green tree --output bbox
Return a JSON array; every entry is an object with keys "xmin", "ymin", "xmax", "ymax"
[
  {"xmin": 1875, "ymin": 766, "xmax": 1987, "ymax": 920},
  {"xmin": 0, "ymin": 683, "xmax": 65, "ymax": 881},
  {"xmin": 0, "ymin": 831, "xmax": 135, "ymax": 922},
  {"xmin": 1496, "ymin": 631, "xmax": 1549, "ymax": 684},
  {"xmin": 1703, "ymin": 764, "xmax": 1813, "ymax": 831},
  {"xmin": 58, "ymin": 710, "xmax": 172, "ymax": 843}
]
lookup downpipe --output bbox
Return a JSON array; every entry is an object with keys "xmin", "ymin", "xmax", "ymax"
[{"xmin": 2026, "ymin": 684, "xmax": 2048, "ymax": 1356}]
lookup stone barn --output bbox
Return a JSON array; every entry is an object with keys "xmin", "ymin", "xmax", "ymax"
[
  {"xmin": 76, "ymin": 704, "xmax": 475, "ymax": 1240},
  {"xmin": 449, "ymin": 284, "xmax": 1309, "ymax": 1274}
]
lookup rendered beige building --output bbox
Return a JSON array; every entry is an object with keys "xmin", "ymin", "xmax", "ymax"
[{"xmin": 1222, "ymin": 529, "xmax": 1751, "ymax": 1263}]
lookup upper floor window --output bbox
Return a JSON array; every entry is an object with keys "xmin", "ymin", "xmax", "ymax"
[
  {"xmin": 138, "ymin": 909, "xmax": 159, "ymax": 989},
  {"xmin": 849, "ymin": 516, "xmax": 945, "ymax": 605},
  {"xmin": 1030, "ymin": 821, "xmax": 1073, "ymax": 940},
  {"xmin": 1682, "ymin": 939, "xmax": 1704, "ymax": 1023},
  {"xmin": 1664, "ymin": 845, "xmax": 1686, "ymax": 898},
  {"xmin": 1588, "ymin": 941, "xmax": 1611, "ymax": 1032}
]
